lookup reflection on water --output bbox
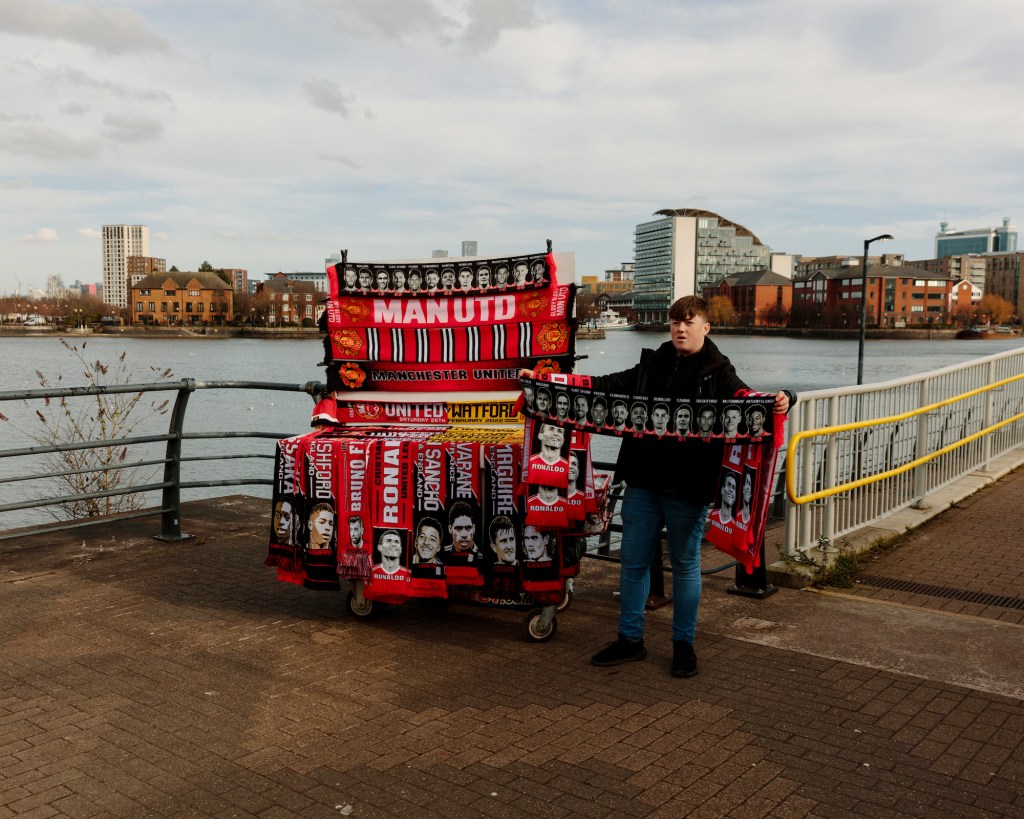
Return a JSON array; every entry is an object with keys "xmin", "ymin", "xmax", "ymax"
[{"xmin": 1, "ymin": 333, "xmax": 1020, "ymax": 528}]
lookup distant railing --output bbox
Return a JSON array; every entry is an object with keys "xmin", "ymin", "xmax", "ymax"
[
  {"xmin": 0, "ymin": 379, "xmax": 323, "ymax": 541},
  {"xmin": 784, "ymin": 347, "xmax": 1024, "ymax": 557}
]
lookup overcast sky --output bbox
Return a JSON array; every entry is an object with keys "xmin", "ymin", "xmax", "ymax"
[{"xmin": 2, "ymin": 0, "xmax": 1022, "ymax": 294}]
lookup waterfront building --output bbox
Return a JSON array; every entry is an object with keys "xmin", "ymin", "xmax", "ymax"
[
  {"xmin": 579, "ymin": 262, "xmax": 635, "ymax": 297},
  {"xmin": 704, "ymin": 270, "xmax": 793, "ymax": 326},
  {"xmin": 259, "ymin": 273, "xmax": 320, "ymax": 326},
  {"xmin": 950, "ymin": 279, "xmax": 982, "ymax": 314},
  {"xmin": 907, "ymin": 254, "xmax": 987, "ymax": 293},
  {"xmin": 103, "ymin": 224, "xmax": 149, "ymax": 309},
  {"xmin": 221, "ymin": 268, "xmax": 248, "ymax": 294},
  {"xmin": 984, "ymin": 252, "xmax": 1024, "ymax": 319},
  {"xmin": 263, "ymin": 270, "xmax": 327, "ymax": 293},
  {"xmin": 791, "ymin": 263, "xmax": 953, "ymax": 327},
  {"xmin": 461, "ymin": 241, "xmax": 478, "ymax": 257},
  {"xmin": 127, "ymin": 255, "xmax": 167, "ymax": 289},
  {"xmin": 632, "ymin": 209, "xmax": 774, "ymax": 324},
  {"xmin": 935, "ymin": 218, "xmax": 1017, "ymax": 258},
  {"xmin": 131, "ymin": 271, "xmax": 233, "ymax": 326}
]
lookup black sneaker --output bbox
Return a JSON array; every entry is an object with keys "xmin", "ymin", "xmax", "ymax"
[
  {"xmin": 672, "ymin": 640, "xmax": 698, "ymax": 678},
  {"xmin": 591, "ymin": 634, "xmax": 647, "ymax": 667}
]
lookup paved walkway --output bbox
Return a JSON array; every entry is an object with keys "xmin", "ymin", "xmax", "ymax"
[{"xmin": 1, "ymin": 476, "xmax": 1023, "ymax": 818}]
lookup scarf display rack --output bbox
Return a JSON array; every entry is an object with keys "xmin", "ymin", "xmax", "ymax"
[{"xmin": 266, "ymin": 244, "xmax": 609, "ymax": 641}]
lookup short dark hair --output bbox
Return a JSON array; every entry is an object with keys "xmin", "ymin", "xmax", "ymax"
[{"xmin": 668, "ymin": 295, "xmax": 710, "ymax": 322}]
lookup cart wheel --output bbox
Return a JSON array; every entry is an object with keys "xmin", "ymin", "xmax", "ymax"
[
  {"xmin": 557, "ymin": 588, "xmax": 573, "ymax": 612},
  {"xmin": 523, "ymin": 608, "xmax": 558, "ymax": 642},
  {"xmin": 346, "ymin": 590, "xmax": 377, "ymax": 620}
]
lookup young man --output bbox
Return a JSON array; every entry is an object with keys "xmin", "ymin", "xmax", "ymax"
[
  {"xmin": 578, "ymin": 295, "xmax": 792, "ymax": 678},
  {"xmin": 488, "ymin": 516, "xmax": 518, "ymax": 565}
]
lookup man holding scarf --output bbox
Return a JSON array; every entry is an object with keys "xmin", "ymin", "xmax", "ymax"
[{"xmin": 528, "ymin": 295, "xmax": 793, "ymax": 678}]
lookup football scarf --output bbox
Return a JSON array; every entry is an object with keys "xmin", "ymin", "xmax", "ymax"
[
  {"xmin": 336, "ymin": 438, "xmax": 372, "ymax": 582},
  {"xmin": 481, "ymin": 443, "xmax": 522, "ymax": 600},
  {"xmin": 266, "ymin": 434, "xmax": 304, "ymax": 571},
  {"xmin": 327, "ymin": 251, "xmax": 557, "ymax": 300},
  {"xmin": 328, "ymin": 397, "xmax": 522, "ymax": 427},
  {"xmin": 326, "ymin": 356, "xmax": 574, "ymax": 393},
  {"xmin": 442, "ymin": 441, "xmax": 485, "ymax": 586},
  {"xmin": 410, "ymin": 441, "xmax": 448, "ymax": 598},
  {"xmin": 324, "ymin": 320, "xmax": 574, "ymax": 365},
  {"xmin": 324, "ymin": 285, "xmax": 574, "ymax": 329},
  {"xmin": 301, "ymin": 434, "xmax": 342, "ymax": 591},
  {"xmin": 364, "ymin": 439, "xmax": 416, "ymax": 604}
]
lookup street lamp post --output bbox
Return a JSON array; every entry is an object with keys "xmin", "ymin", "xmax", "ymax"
[{"xmin": 857, "ymin": 233, "xmax": 894, "ymax": 385}]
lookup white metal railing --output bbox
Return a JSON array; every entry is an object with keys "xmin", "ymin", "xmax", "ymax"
[{"xmin": 783, "ymin": 347, "xmax": 1024, "ymax": 556}]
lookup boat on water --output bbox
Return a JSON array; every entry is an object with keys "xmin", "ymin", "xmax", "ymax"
[
  {"xmin": 597, "ymin": 309, "xmax": 635, "ymax": 330},
  {"xmin": 955, "ymin": 325, "xmax": 1021, "ymax": 340}
]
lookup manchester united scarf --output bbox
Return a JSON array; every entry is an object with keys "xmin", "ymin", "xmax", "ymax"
[
  {"xmin": 325, "ymin": 356, "xmax": 574, "ymax": 393},
  {"xmin": 518, "ymin": 372, "xmax": 784, "ymax": 572},
  {"xmin": 327, "ymin": 251, "xmax": 556, "ymax": 300},
  {"xmin": 324, "ymin": 285, "xmax": 574, "ymax": 329},
  {"xmin": 324, "ymin": 320, "xmax": 574, "ymax": 364}
]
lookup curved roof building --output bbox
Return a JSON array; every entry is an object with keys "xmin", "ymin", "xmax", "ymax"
[{"xmin": 633, "ymin": 209, "xmax": 773, "ymax": 323}]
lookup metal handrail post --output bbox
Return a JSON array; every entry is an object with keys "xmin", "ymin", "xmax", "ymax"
[
  {"xmin": 981, "ymin": 360, "xmax": 995, "ymax": 471},
  {"xmin": 911, "ymin": 376, "xmax": 932, "ymax": 508},
  {"xmin": 822, "ymin": 395, "xmax": 839, "ymax": 543},
  {"xmin": 156, "ymin": 378, "xmax": 196, "ymax": 541},
  {"xmin": 783, "ymin": 399, "xmax": 801, "ymax": 558},
  {"xmin": 797, "ymin": 398, "xmax": 815, "ymax": 555}
]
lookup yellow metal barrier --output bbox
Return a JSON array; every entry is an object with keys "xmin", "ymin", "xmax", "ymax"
[{"xmin": 786, "ymin": 372, "xmax": 1024, "ymax": 505}]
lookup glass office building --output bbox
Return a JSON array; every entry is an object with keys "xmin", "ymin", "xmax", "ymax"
[
  {"xmin": 633, "ymin": 209, "xmax": 772, "ymax": 323},
  {"xmin": 935, "ymin": 218, "xmax": 1017, "ymax": 259}
]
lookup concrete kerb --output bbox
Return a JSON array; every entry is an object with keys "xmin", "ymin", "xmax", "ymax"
[{"xmin": 767, "ymin": 445, "xmax": 1024, "ymax": 589}]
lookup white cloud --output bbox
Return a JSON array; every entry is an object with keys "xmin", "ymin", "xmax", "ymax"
[
  {"xmin": 319, "ymin": 153, "xmax": 360, "ymax": 169},
  {"xmin": 76, "ymin": 228, "xmax": 101, "ymax": 239},
  {"xmin": 100, "ymin": 114, "xmax": 164, "ymax": 143},
  {"xmin": 0, "ymin": 0, "xmax": 170, "ymax": 54},
  {"xmin": 20, "ymin": 228, "xmax": 58, "ymax": 243},
  {"xmin": 303, "ymin": 78, "xmax": 359, "ymax": 118},
  {"xmin": 1, "ymin": 177, "xmax": 31, "ymax": 188},
  {"xmin": 0, "ymin": 112, "xmax": 100, "ymax": 159}
]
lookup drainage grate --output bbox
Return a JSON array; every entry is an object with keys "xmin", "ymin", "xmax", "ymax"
[{"xmin": 857, "ymin": 575, "xmax": 1024, "ymax": 611}]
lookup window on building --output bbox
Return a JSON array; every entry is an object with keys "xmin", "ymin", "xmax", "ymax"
[
  {"xmin": 140, "ymin": 289, "xmax": 150, "ymax": 295},
  {"xmin": 136, "ymin": 302, "xmax": 143, "ymax": 311},
  {"xmin": 149, "ymin": 302, "xmax": 155, "ymax": 312},
  {"xmin": 164, "ymin": 290, "xmax": 176, "ymax": 295},
  {"xmin": 189, "ymin": 289, "xmax": 200, "ymax": 296},
  {"xmin": 198, "ymin": 303, "xmax": 204, "ymax": 313},
  {"xmin": 911, "ymin": 305, "xmax": 923, "ymax": 312},
  {"xmin": 928, "ymin": 293, "xmax": 945, "ymax": 300},
  {"xmin": 173, "ymin": 302, "xmax": 180, "ymax": 311},
  {"xmin": 161, "ymin": 303, "xmax": 168, "ymax": 312},
  {"xmin": 186, "ymin": 303, "xmax": 193, "ymax": 313}
]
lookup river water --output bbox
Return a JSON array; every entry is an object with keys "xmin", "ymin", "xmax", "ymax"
[{"xmin": 2, "ymin": 332, "xmax": 1021, "ymax": 530}]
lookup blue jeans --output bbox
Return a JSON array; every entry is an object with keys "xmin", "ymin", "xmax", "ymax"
[{"xmin": 617, "ymin": 486, "xmax": 710, "ymax": 644}]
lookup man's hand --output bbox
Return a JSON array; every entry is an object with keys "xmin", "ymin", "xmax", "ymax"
[
  {"xmin": 519, "ymin": 368, "xmax": 535, "ymax": 379},
  {"xmin": 773, "ymin": 390, "xmax": 790, "ymax": 414}
]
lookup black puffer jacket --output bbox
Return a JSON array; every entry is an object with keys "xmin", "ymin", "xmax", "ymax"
[{"xmin": 590, "ymin": 337, "xmax": 749, "ymax": 504}]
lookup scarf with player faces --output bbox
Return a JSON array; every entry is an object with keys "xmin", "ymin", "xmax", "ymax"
[
  {"xmin": 327, "ymin": 251, "xmax": 556, "ymax": 300},
  {"xmin": 518, "ymin": 372, "xmax": 785, "ymax": 572}
]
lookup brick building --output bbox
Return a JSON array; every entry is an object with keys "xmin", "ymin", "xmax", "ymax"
[
  {"xmin": 131, "ymin": 271, "xmax": 234, "ymax": 326},
  {"xmin": 259, "ymin": 273, "xmax": 320, "ymax": 326},
  {"xmin": 792, "ymin": 265, "xmax": 953, "ymax": 327},
  {"xmin": 984, "ymin": 252, "xmax": 1024, "ymax": 319},
  {"xmin": 704, "ymin": 270, "xmax": 793, "ymax": 326}
]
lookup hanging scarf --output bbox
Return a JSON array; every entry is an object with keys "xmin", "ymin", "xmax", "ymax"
[
  {"xmin": 410, "ymin": 441, "xmax": 448, "ymax": 598},
  {"xmin": 324, "ymin": 284, "xmax": 574, "ymax": 329},
  {"xmin": 327, "ymin": 397, "xmax": 522, "ymax": 427},
  {"xmin": 336, "ymin": 438, "xmax": 373, "ymax": 582},
  {"xmin": 326, "ymin": 355, "xmax": 573, "ymax": 393},
  {"xmin": 265, "ymin": 433, "xmax": 304, "ymax": 571},
  {"xmin": 327, "ymin": 251, "xmax": 557, "ymax": 300}
]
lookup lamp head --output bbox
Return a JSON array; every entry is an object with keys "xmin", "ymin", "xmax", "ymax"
[{"xmin": 866, "ymin": 233, "xmax": 894, "ymax": 245}]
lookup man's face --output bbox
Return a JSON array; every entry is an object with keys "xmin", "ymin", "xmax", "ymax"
[
  {"xmin": 539, "ymin": 423, "xmax": 564, "ymax": 450},
  {"xmin": 312, "ymin": 510, "xmax": 334, "ymax": 540},
  {"xmin": 631, "ymin": 404, "xmax": 648, "ymax": 428},
  {"xmin": 555, "ymin": 393, "xmax": 569, "ymax": 418},
  {"xmin": 450, "ymin": 515, "xmax": 476, "ymax": 551},
  {"xmin": 742, "ymin": 473, "xmax": 753, "ymax": 504},
  {"xmin": 698, "ymin": 409, "xmax": 715, "ymax": 432},
  {"xmin": 494, "ymin": 266, "xmax": 509, "ymax": 284},
  {"xmin": 574, "ymin": 396, "xmax": 588, "ymax": 418},
  {"xmin": 612, "ymin": 402, "xmax": 627, "ymax": 425},
  {"xmin": 538, "ymin": 486, "xmax": 558, "ymax": 504},
  {"xmin": 415, "ymin": 525, "xmax": 441, "ymax": 561},
  {"xmin": 536, "ymin": 391, "xmax": 551, "ymax": 413},
  {"xmin": 675, "ymin": 408, "xmax": 691, "ymax": 432},
  {"xmin": 670, "ymin": 314, "xmax": 711, "ymax": 356},
  {"xmin": 592, "ymin": 403, "xmax": 607, "ymax": 425},
  {"xmin": 344, "ymin": 269, "xmax": 357, "ymax": 287},
  {"xmin": 491, "ymin": 528, "xmax": 517, "ymax": 564},
  {"xmin": 358, "ymin": 270, "xmax": 372, "ymax": 288},
  {"xmin": 724, "ymin": 409, "xmax": 741, "ymax": 432},
  {"xmin": 513, "ymin": 263, "xmax": 528, "ymax": 282},
  {"xmin": 349, "ymin": 517, "xmax": 363, "ymax": 544},
  {"xmin": 393, "ymin": 271, "xmax": 406, "ymax": 288},
  {"xmin": 273, "ymin": 501, "xmax": 292, "ymax": 538},
  {"xmin": 524, "ymin": 527, "xmax": 547, "ymax": 560},
  {"xmin": 748, "ymin": 410, "xmax": 765, "ymax": 434},
  {"xmin": 523, "ymin": 385, "xmax": 535, "ymax": 408},
  {"xmin": 425, "ymin": 271, "xmax": 439, "ymax": 288},
  {"xmin": 652, "ymin": 406, "xmax": 669, "ymax": 432},
  {"xmin": 409, "ymin": 272, "xmax": 422, "ymax": 290},
  {"xmin": 568, "ymin": 455, "xmax": 579, "ymax": 484},
  {"xmin": 441, "ymin": 269, "xmax": 455, "ymax": 288},
  {"xmin": 458, "ymin": 269, "xmax": 474, "ymax": 288},
  {"xmin": 721, "ymin": 475, "xmax": 737, "ymax": 508},
  {"xmin": 380, "ymin": 532, "xmax": 402, "ymax": 560},
  {"xmin": 477, "ymin": 268, "xmax": 491, "ymax": 287},
  {"xmin": 376, "ymin": 270, "xmax": 390, "ymax": 289}
]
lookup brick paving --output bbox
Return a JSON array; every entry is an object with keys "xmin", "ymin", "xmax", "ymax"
[{"xmin": 1, "ymin": 492, "xmax": 1023, "ymax": 818}]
